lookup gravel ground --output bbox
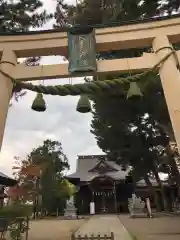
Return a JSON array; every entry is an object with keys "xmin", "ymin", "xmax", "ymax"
[
  {"xmin": 119, "ymin": 214, "xmax": 180, "ymax": 240},
  {"xmin": 6, "ymin": 214, "xmax": 180, "ymax": 240},
  {"xmin": 28, "ymin": 219, "xmax": 86, "ymax": 240}
]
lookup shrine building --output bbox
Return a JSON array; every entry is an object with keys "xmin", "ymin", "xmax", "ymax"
[
  {"xmin": 66, "ymin": 155, "xmax": 134, "ymax": 214},
  {"xmin": 66, "ymin": 155, "xmax": 175, "ymax": 215}
]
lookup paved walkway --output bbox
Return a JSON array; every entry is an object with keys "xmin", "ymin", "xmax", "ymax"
[
  {"xmin": 119, "ymin": 214, "xmax": 180, "ymax": 240},
  {"xmin": 76, "ymin": 215, "xmax": 132, "ymax": 240}
]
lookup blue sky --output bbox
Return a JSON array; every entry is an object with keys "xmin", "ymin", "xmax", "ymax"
[{"xmin": 0, "ymin": 0, "xmax": 103, "ymax": 177}]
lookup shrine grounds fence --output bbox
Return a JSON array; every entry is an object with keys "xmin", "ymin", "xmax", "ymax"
[{"xmin": 71, "ymin": 232, "xmax": 114, "ymax": 240}]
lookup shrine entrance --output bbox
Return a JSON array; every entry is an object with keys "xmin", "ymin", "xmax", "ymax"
[{"xmin": 91, "ymin": 176, "xmax": 117, "ymax": 214}]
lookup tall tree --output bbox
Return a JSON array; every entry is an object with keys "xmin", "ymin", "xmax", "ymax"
[
  {"xmin": 91, "ymin": 91, "xmax": 172, "ymax": 209},
  {"xmin": 0, "ymin": 0, "xmax": 52, "ymax": 32},
  {"xmin": 55, "ymin": 0, "xmax": 180, "ymax": 25},
  {"xmin": 13, "ymin": 139, "xmax": 71, "ymax": 215}
]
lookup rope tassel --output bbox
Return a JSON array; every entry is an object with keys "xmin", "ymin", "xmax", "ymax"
[
  {"xmin": 76, "ymin": 95, "xmax": 92, "ymax": 113},
  {"xmin": 127, "ymin": 82, "xmax": 143, "ymax": 99},
  {"xmin": 31, "ymin": 93, "xmax": 46, "ymax": 112}
]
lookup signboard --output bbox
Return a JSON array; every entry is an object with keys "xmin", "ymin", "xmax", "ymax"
[{"xmin": 68, "ymin": 26, "xmax": 97, "ymax": 73}]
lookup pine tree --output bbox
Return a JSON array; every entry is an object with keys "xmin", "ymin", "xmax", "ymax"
[
  {"xmin": 0, "ymin": 0, "xmax": 52, "ymax": 32},
  {"xmin": 54, "ymin": 0, "xmax": 180, "ymax": 26}
]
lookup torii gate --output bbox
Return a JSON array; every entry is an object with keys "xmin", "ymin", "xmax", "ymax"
[{"xmin": 1, "ymin": 15, "xmax": 180, "ymax": 156}]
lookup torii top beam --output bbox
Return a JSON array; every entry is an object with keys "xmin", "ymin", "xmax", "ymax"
[{"xmin": 0, "ymin": 14, "xmax": 180, "ymax": 58}]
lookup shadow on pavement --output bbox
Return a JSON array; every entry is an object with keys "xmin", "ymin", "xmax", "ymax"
[{"xmin": 151, "ymin": 233, "xmax": 180, "ymax": 236}]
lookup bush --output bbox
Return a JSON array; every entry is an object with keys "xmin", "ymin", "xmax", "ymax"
[
  {"xmin": 0, "ymin": 203, "xmax": 33, "ymax": 218},
  {"xmin": 0, "ymin": 204, "xmax": 32, "ymax": 240}
]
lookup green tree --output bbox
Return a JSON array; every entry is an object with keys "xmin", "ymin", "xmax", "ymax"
[
  {"xmin": 14, "ymin": 139, "xmax": 70, "ymax": 215},
  {"xmin": 56, "ymin": 0, "xmax": 180, "ymax": 25},
  {"xmin": 0, "ymin": 0, "xmax": 52, "ymax": 32},
  {"xmin": 91, "ymin": 92, "xmax": 168, "ymax": 195}
]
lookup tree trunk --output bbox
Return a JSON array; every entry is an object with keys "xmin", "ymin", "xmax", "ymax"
[
  {"xmin": 152, "ymin": 167, "xmax": 169, "ymax": 210},
  {"xmin": 143, "ymin": 173, "xmax": 160, "ymax": 211},
  {"xmin": 158, "ymin": 123, "xmax": 180, "ymax": 187},
  {"xmin": 166, "ymin": 145, "xmax": 180, "ymax": 188}
]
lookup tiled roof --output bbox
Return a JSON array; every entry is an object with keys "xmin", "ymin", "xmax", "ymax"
[
  {"xmin": 67, "ymin": 155, "xmax": 130, "ymax": 181},
  {"xmin": 136, "ymin": 179, "xmax": 168, "ymax": 187},
  {"xmin": 0, "ymin": 172, "xmax": 17, "ymax": 186},
  {"xmin": 66, "ymin": 155, "xmax": 169, "ymax": 187}
]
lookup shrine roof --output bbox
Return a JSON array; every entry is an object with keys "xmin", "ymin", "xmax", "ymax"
[
  {"xmin": 136, "ymin": 178, "xmax": 169, "ymax": 187},
  {"xmin": 66, "ymin": 155, "xmax": 130, "ymax": 182},
  {"xmin": 0, "ymin": 172, "xmax": 17, "ymax": 186}
]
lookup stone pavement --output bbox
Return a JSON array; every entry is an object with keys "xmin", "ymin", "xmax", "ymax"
[
  {"xmin": 75, "ymin": 215, "xmax": 132, "ymax": 240},
  {"xmin": 119, "ymin": 214, "xmax": 180, "ymax": 240}
]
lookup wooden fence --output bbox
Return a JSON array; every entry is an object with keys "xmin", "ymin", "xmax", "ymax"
[{"xmin": 71, "ymin": 232, "xmax": 114, "ymax": 240}]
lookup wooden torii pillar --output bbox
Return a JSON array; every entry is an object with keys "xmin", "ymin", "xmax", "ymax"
[
  {"xmin": 153, "ymin": 35, "xmax": 180, "ymax": 149},
  {"xmin": 0, "ymin": 49, "xmax": 16, "ymax": 149},
  {"xmin": 1, "ymin": 16, "xmax": 180, "ymax": 155}
]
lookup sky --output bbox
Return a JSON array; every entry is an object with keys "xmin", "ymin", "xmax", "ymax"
[{"xmin": 0, "ymin": 0, "xmax": 103, "ymax": 177}]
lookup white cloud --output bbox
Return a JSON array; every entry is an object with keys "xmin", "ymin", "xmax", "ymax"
[{"xmin": 0, "ymin": 0, "xmax": 103, "ymax": 178}]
